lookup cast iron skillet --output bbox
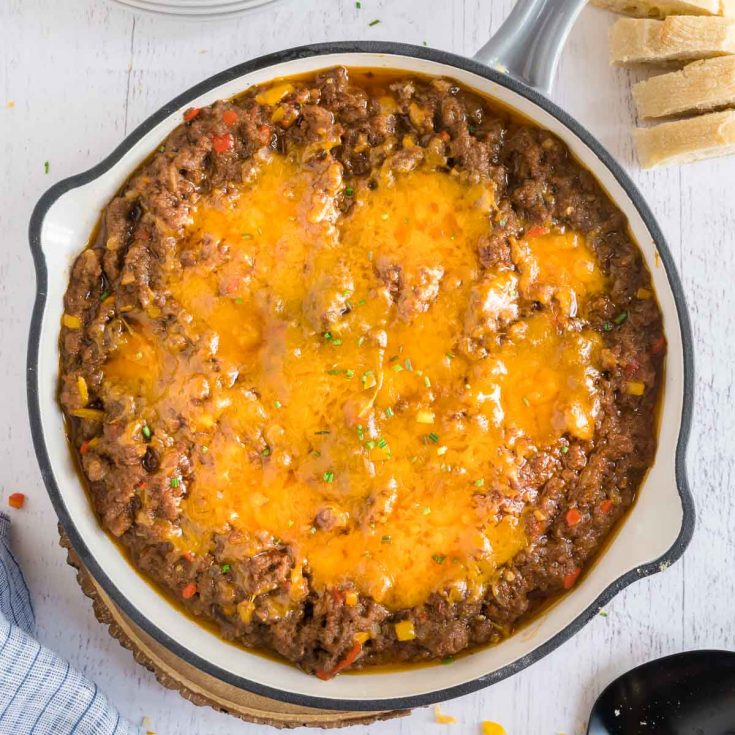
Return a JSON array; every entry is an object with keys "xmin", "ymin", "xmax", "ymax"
[{"xmin": 27, "ymin": 0, "xmax": 695, "ymax": 712}]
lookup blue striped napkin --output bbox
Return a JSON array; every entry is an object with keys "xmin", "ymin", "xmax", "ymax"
[{"xmin": 0, "ymin": 513, "xmax": 140, "ymax": 735}]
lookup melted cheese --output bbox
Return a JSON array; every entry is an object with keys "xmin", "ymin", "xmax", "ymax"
[{"xmin": 103, "ymin": 152, "xmax": 606, "ymax": 612}]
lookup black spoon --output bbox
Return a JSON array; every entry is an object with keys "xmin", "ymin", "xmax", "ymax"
[{"xmin": 588, "ymin": 651, "xmax": 735, "ymax": 735}]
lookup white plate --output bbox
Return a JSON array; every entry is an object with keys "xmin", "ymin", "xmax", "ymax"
[{"xmin": 111, "ymin": 0, "xmax": 285, "ymax": 18}]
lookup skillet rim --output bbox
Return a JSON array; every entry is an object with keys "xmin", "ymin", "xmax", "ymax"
[{"xmin": 26, "ymin": 40, "xmax": 695, "ymax": 712}]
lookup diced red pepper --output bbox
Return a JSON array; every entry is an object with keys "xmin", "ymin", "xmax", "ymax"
[
  {"xmin": 183, "ymin": 107, "xmax": 201, "ymax": 122},
  {"xmin": 600, "ymin": 499, "xmax": 614, "ymax": 514},
  {"xmin": 8, "ymin": 493, "xmax": 25, "ymax": 510},
  {"xmin": 526, "ymin": 225, "xmax": 548, "ymax": 238},
  {"xmin": 182, "ymin": 551, "xmax": 195, "ymax": 562},
  {"xmin": 563, "ymin": 569, "xmax": 581, "ymax": 589},
  {"xmin": 181, "ymin": 582, "xmax": 198, "ymax": 599},
  {"xmin": 211, "ymin": 132, "xmax": 234, "ymax": 153},
  {"xmin": 79, "ymin": 440, "xmax": 91, "ymax": 455},
  {"xmin": 624, "ymin": 357, "xmax": 640, "ymax": 378},
  {"xmin": 315, "ymin": 641, "xmax": 363, "ymax": 680},
  {"xmin": 651, "ymin": 335, "xmax": 666, "ymax": 355},
  {"xmin": 438, "ymin": 130, "xmax": 450, "ymax": 142},
  {"xmin": 565, "ymin": 508, "xmax": 582, "ymax": 527},
  {"xmin": 222, "ymin": 109, "xmax": 238, "ymax": 127}
]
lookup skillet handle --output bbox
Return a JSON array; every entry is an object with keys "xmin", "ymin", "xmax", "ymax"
[{"xmin": 474, "ymin": 0, "xmax": 587, "ymax": 96}]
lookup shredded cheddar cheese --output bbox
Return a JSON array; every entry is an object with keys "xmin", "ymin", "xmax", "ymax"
[{"xmin": 101, "ymin": 154, "xmax": 607, "ymax": 612}]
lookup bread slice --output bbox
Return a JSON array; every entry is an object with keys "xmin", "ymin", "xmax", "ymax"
[
  {"xmin": 634, "ymin": 109, "xmax": 735, "ymax": 166},
  {"xmin": 592, "ymin": 0, "xmax": 735, "ymax": 16},
  {"xmin": 611, "ymin": 16, "xmax": 735, "ymax": 64},
  {"xmin": 634, "ymin": 55, "xmax": 735, "ymax": 117}
]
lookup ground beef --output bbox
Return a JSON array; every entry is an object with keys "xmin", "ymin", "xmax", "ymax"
[{"xmin": 59, "ymin": 67, "xmax": 664, "ymax": 678}]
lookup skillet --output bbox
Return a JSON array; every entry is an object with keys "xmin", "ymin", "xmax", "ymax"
[{"xmin": 27, "ymin": 0, "xmax": 694, "ymax": 711}]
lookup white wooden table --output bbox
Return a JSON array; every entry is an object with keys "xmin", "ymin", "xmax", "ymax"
[{"xmin": 1, "ymin": 1, "xmax": 732, "ymax": 732}]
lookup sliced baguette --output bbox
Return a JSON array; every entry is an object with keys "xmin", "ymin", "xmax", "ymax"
[
  {"xmin": 611, "ymin": 16, "xmax": 735, "ymax": 64},
  {"xmin": 592, "ymin": 0, "xmax": 735, "ymax": 17},
  {"xmin": 634, "ymin": 109, "xmax": 735, "ymax": 166},
  {"xmin": 634, "ymin": 55, "xmax": 735, "ymax": 117}
]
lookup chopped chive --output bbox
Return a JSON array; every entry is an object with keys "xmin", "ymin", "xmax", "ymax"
[
  {"xmin": 355, "ymin": 0, "xmax": 361, "ymax": 6},
  {"xmin": 345, "ymin": 186, "xmax": 354, "ymax": 196},
  {"xmin": 358, "ymin": 298, "xmax": 367, "ymax": 306},
  {"xmin": 100, "ymin": 291, "xmax": 109, "ymax": 301},
  {"xmin": 345, "ymin": 369, "xmax": 355, "ymax": 379},
  {"xmin": 446, "ymin": 351, "xmax": 455, "ymax": 360},
  {"xmin": 368, "ymin": 250, "xmax": 374, "ymax": 261},
  {"xmin": 221, "ymin": 563, "xmax": 231, "ymax": 573},
  {"xmin": 381, "ymin": 535, "xmax": 392, "ymax": 544},
  {"xmin": 311, "ymin": 449, "xmax": 321, "ymax": 458},
  {"xmin": 315, "ymin": 430, "xmax": 330, "ymax": 435},
  {"xmin": 235, "ymin": 297, "xmax": 244, "ymax": 305},
  {"xmin": 357, "ymin": 424, "xmax": 364, "ymax": 440},
  {"xmin": 273, "ymin": 400, "xmax": 282, "ymax": 408},
  {"xmin": 441, "ymin": 656, "xmax": 455, "ymax": 665},
  {"xmin": 424, "ymin": 376, "xmax": 431, "ymax": 388},
  {"xmin": 385, "ymin": 406, "xmax": 394, "ymax": 418},
  {"xmin": 324, "ymin": 331, "xmax": 333, "ymax": 342},
  {"xmin": 142, "ymin": 425, "xmax": 152, "ymax": 440},
  {"xmin": 262, "ymin": 446, "xmax": 271, "ymax": 457},
  {"xmin": 432, "ymin": 554, "xmax": 446, "ymax": 564},
  {"xmin": 327, "ymin": 368, "xmax": 342, "ymax": 375},
  {"xmin": 389, "ymin": 355, "xmax": 399, "ymax": 362},
  {"xmin": 427, "ymin": 432, "xmax": 439, "ymax": 443},
  {"xmin": 365, "ymin": 440, "xmax": 376, "ymax": 450},
  {"xmin": 170, "ymin": 477, "xmax": 180, "ymax": 488},
  {"xmin": 422, "ymin": 506, "xmax": 431, "ymax": 515},
  {"xmin": 404, "ymin": 358, "xmax": 413, "ymax": 371},
  {"xmin": 332, "ymin": 338, "xmax": 343, "ymax": 346},
  {"xmin": 377, "ymin": 437, "xmax": 387, "ymax": 449},
  {"xmin": 241, "ymin": 233, "xmax": 253, "ymax": 240},
  {"xmin": 603, "ymin": 321, "xmax": 613, "ymax": 332},
  {"xmin": 474, "ymin": 478, "xmax": 484, "ymax": 487},
  {"xmin": 613, "ymin": 311, "xmax": 629, "ymax": 325},
  {"xmin": 369, "ymin": 19, "xmax": 381, "ymax": 26},
  {"xmin": 599, "ymin": 610, "xmax": 608, "ymax": 618},
  {"xmin": 43, "ymin": 160, "xmax": 50, "ymax": 174},
  {"xmin": 560, "ymin": 446, "xmax": 569, "ymax": 454},
  {"xmin": 323, "ymin": 470, "xmax": 334, "ymax": 483},
  {"xmin": 392, "ymin": 363, "xmax": 403, "ymax": 373},
  {"xmin": 158, "ymin": 145, "xmax": 165, "ymax": 152}
]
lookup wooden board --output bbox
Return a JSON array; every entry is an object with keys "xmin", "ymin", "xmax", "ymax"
[{"xmin": 59, "ymin": 528, "xmax": 410, "ymax": 729}]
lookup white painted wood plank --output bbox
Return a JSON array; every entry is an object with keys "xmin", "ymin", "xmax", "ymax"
[{"xmin": 1, "ymin": 1, "xmax": 733, "ymax": 733}]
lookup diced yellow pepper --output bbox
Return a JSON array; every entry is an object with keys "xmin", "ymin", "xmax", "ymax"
[
  {"xmin": 61, "ymin": 313, "xmax": 81, "ymax": 329},
  {"xmin": 626, "ymin": 381, "xmax": 646, "ymax": 396},
  {"xmin": 636, "ymin": 287, "xmax": 652, "ymax": 300},
  {"xmin": 434, "ymin": 705, "xmax": 457, "ymax": 725},
  {"xmin": 482, "ymin": 722, "xmax": 507, "ymax": 735},
  {"xmin": 255, "ymin": 82, "xmax": 294, "ymax": 106},
  {"xmin": 394, "ymin": 620, "xmax": 416, "ymax": 641},
  {"xmin": 77, "ymin": 376, "xmax": 89, "ymax": 405},
  {"xmin": 416, "ymin": 410, "xmax": 435, "ymax": 424},
  {"xmin": 69, "ymin": 408, "xmax": 104, "ymax": 421},
  {"xmin": 353, "ymin": 631, "xmax": 370, "ymax": 644}
]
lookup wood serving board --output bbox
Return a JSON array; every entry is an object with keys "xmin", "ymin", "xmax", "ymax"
[{"xmin": 59, "ymin": 528, "xmax": 410, "ymax": 729}]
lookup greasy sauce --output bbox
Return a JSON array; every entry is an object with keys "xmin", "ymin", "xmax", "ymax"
[{"xmin": 103, "ymin": 105, "xmax": 607, "ymax": 613}]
